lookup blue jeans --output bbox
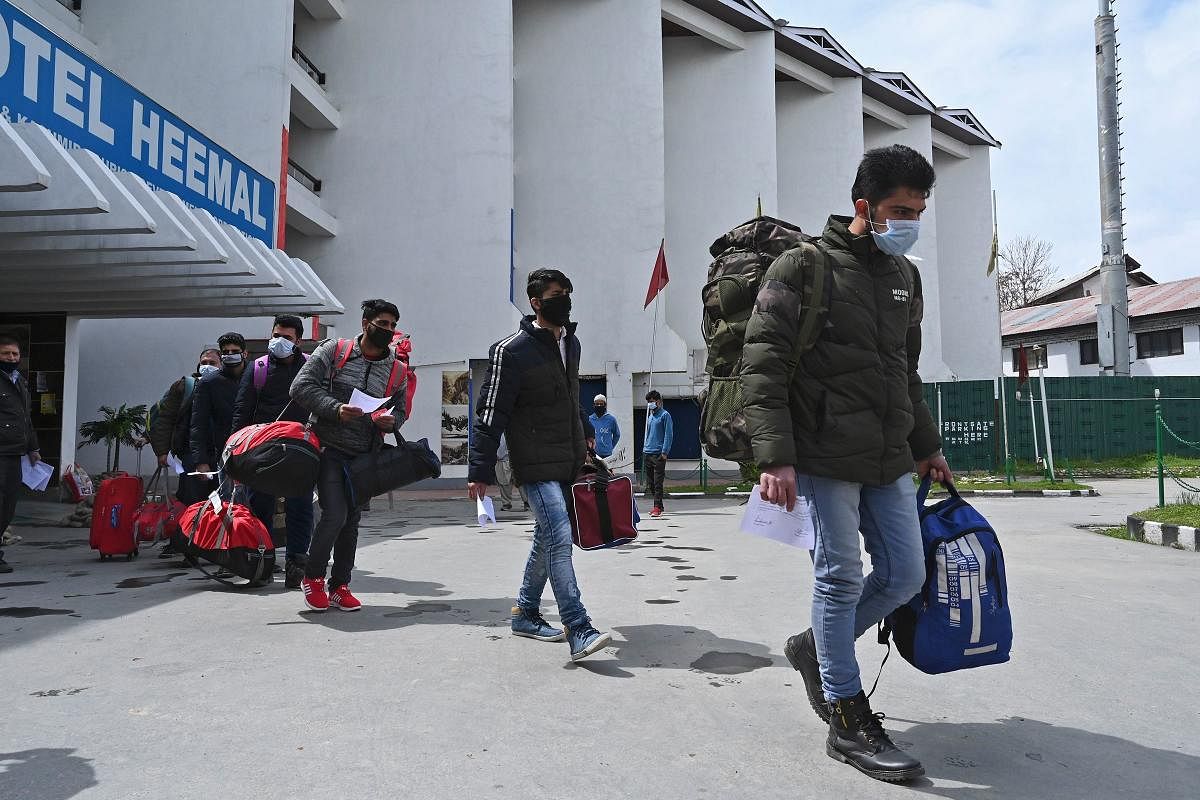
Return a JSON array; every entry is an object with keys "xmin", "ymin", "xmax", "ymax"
[
  {"xmin": 517, "ymin": 481, "xmax": 589, "ymax": 631},
  {"xmin": 800, "ymin": 473, "xmax": 926, "ymax": 702},
  {"xmin": 248, "ymin": 488, "xmax": 314, "ymax": 560}
]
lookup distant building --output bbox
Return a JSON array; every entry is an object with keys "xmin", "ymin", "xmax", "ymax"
[
  {"xmin": 1002, "ymin": 276, "xmax": 1200, "ymax": 377},
  {"xmin": 1027, "ymin": 254, "xmax": 1155, "ymax": 307}
]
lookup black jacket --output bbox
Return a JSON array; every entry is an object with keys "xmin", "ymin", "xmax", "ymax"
[
  {"xmin": 232, "ymin": 354, "xmax": 308, "ymax": 431},
  {"xmin": 0, "ymin": 371, "xmax": 38, "ymax": 457},
  {"xmin": 469, "ymin": 317, "xmax": 586, "ymax": 486},
  {"xmin": 190, "ymin": 368, "xmax": 244, "ymax": 466}
]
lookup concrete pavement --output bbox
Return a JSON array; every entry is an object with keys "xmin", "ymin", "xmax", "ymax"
[{"xmin": 0, "ymin": 479, "xmax": 1196, "ymax": 800}]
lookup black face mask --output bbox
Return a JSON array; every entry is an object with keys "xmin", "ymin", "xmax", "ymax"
[
  {"xmin": 538, "ymin": 295, "xmax": 572, "ymax": 327},
  {"xmin": 594, "ymin": 406, "xmax": 606, "ymax": 416},
  {"xmin": 0, "ymin": 361, "xmax": 17, "ymax": 375},
  {"xmin": 365, "ymin": 323, "xmax": 393, "ymax": 349}
]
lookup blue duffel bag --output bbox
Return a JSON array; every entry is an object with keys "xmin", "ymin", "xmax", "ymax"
[{"xmin": 880, "ymin": 476, "xmax": 1012, "ymax": 675}]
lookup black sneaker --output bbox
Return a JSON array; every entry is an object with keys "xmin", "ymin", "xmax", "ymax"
[
  {"xmin": 0, "ymin": 557, "xmax": 12, "ymax": 574},
  {"xmin": 284, "ymin": 557, "xmax": 306, "ymax": 590},
  {"xmin": 158, "ymin": 543, "xmax": 178, "ymax": 559},
  {"xmin": 827, "ymin": 692, "xmax": 924, "ymax": 783},
  {"xmin": 784, "ymin": 629, "xmax": 830, "ymax": 723}
]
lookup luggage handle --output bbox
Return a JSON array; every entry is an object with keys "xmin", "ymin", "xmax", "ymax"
[{"xmin": 916, "ymin": 474, "xmax": 959, "ymax": 506}]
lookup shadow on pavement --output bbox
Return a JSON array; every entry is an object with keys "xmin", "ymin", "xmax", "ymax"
[
  {"xmin": 0, "ymin": 748, "xmax": 97, "ymax": 800},
  {"xmin": 563, "ymin": 623, "xmax": 781, "ymax": 679},
  {"xmin": 268, "ymin": 597, "xmax": 516, "ymax": 633},
  {"xmin": 892, "ymin": 715, "xmax": 1199, "ymax": 800}
]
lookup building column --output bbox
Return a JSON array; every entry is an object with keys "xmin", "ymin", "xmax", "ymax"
[
  {"xmin": 60, "ymin": 316, "xmax": 81, "ymax": 475},
  {"xmin": 604, "ymin": 361, "xmax": 636, "ymax": 474},
  {"xmin": 663, "ymin": 29, "xmax": 778, "ymax": 367},
  {"xmin": 777, "ymin": 77, "xmax": 864, "ymax": 233},
  {"xmin": 934, "ymin": 144, "xmax": 999, "ymax": 378}
]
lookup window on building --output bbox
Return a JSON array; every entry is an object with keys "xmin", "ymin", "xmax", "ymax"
[
  {"xmin": 1079, "ymin": 339, "xmax": 1099, "ymax": 366},
  {"xmin": 1011, "ymin": 346, "xmax": 1047, "ymax": 371},
  {"xmin": 1136, "ymin": 328, "xmax": 1184, "ymax": 359}
]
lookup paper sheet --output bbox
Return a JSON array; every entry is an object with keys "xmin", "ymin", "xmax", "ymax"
[
  {"xmin": 476, "ymin": 497, "xmax": 496, "ymax": 527},
  {"xmin": 348, "ymin": 388, "xmax": 388, "ymax": 414},
  {"xmin": 740, "ymin": 486, "xmax": 815, "ymax": 549},
  {"xmin": 21, "ymin": 459, "xmax": 53, "ymax": 491},
  {"xmin": 166, "ymin": 452, "xmax": 185, "ymax": 475}
]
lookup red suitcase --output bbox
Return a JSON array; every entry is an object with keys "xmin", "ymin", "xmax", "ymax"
[
  {"xmin": 90, "ymin": 472, "xmax": 144, "ymax": 560},
  {"xmin": 569, "ymin": 461, "xmax": 638, "ymax": 550},
  {"xmin": 132, "ymin": 467, "xmax": 187, "ymax": 545}
]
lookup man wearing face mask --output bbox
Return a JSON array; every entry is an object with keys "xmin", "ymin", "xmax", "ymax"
[
  {"xmin": 468, "ymin": 269, "xmax": 611, "ymax": 661},
  {"xmin": 739, "ymin": 145, "xmax": 953, "ymax": 783},
  {"xmin": 0, "ymin": 335, "xmax": 39, "ymax": 573},
  {"xmin": 642, "ymin": 390, "xmax": 673, "ymax": 517},
  {"xmin": 190, "ymin": 332, "xmax": 248, "ymax": 485},
  {"xmin": 232, "ymin": 315, "xmax": 313, "ymax": 588},
  {"xmin": 149, "ymin": 346, "xmax": 221, "ymax": 554},
  {"xmin": 291, "ymin": 299, "xmax": 408, "ymax": 612},
  {"xmin": 588, "ymin": 394, "xmax": 621, "ymax": 467}
]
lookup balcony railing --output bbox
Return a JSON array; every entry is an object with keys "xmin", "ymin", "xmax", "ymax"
[
  {"xmin": 287, "ymin": 159, "xmax": 322, "ymax": 195},
  {"xmin": 292, "ymin": 44, "xmax": 326, "ymax": 86}
]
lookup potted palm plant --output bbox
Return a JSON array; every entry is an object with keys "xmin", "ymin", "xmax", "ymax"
[{"xmin": 78, "ymin": 404, "xmax": 148, "ymax": 475}]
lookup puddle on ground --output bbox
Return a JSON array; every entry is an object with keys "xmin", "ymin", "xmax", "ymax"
[
  {"xmin": 677, "ymin": 575, "xmax": 707, "ymax": 581},
  {"xmin": 629, "ymin": 573, "xmax": 645, "ymax": 577},
  {"xmin": 671, "ymin": 566, "xmax": 694, "ymax": 571},
  {"xmin": 26, "ymin": 542, "xmax": 85, "ymax": 549},
  {"xmin": 383, "ymin": 602, "xmax": 454, "ymax": 618},
  {"xmin": 30, "ymin": 687, "xmax": 89, "ymax": 697},
  {"xmin": 690, "ymin": 651, "xmax": 773, "ymax": 675},
  {"xmin": 66, "ymin": 572, "xmax": 90, "ymax": 578},
  {"xmin": 399, "ymin": 537, "xmax": 429, "ymax": 541},
  {"xmin": 0, "ymin": 581, "xmax": 46, "ymax": 588},
  {"xmin": 719, "ymin": 576, "xmax": 738, "ymax": 581},
  {"xmin": 115, "ymin": 572, "xmax": 188, "ymax": 589},
  {"xmin": 651, "ymin": 556, "xmax": 688, "ymax": 563},
  {"xmin": 645, "ymin": 599, "xmax": 679, "ymax": 605},
  {"xmin": 639, "ymin": 540, "xmax": 664, "ymax": 545},
  {"xmin": 663, "ymin": 545, "xmax": 713, "ymax": 552},
  {"xmin": 0, "ymin": 607, "xmax": 75, "ymax": 618}
]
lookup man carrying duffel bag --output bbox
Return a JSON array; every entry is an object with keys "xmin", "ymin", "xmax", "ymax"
[
  {"xmin": 289, "ymin": 299, "xmax": 409, "ymax": 613},
  {"xmin": 231, "ymin": 314, "xmax": 313, "ymax": 589}
]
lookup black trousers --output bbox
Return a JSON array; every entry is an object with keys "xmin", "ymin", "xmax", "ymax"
[
  {"xmin": 305, "ymin": 449, "xmax": 362, "ymax": 587},
  {"xmin": 0, "ymin": 455, "xmax": 20, "ymax": 561},
  {"xmin": 644, "ymin": 453, "xmax": 667, "ymax": 509}
]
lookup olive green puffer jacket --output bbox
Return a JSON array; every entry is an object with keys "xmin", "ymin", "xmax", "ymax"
[{"xmin": 739, "ymin": 215, "xmax": 941, "ymax": 486}]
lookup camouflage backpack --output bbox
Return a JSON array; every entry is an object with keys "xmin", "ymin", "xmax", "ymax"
[{"xmin": 699, "ymin": 216, "xmax": 831, "ymax": 463}]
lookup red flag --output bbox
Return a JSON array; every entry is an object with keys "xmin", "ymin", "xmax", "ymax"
[
  {"xmin": 644, "ymin": 240, "xmax": 669, "ymax": 309},
  {"xmin": 1017, "ymin": 345, "xmax": 1029, "ymax": 387}
]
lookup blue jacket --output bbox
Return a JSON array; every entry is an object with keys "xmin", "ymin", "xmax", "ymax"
[
  {"xmin": 644, "ymin": 407, "xmax": 673, "ymax": 455},
  {"xmin": 588, "ymin": 412, "xmax": 621, "ymax": 458}
]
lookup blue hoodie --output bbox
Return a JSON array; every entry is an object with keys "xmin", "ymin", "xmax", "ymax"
[
  {"xmin": 643, "ymin": 406, "xmax": 673, "ymax": 455},
  {"xmin": 588, "ymin": 412, "xmax": 621, "ymax": 457}
]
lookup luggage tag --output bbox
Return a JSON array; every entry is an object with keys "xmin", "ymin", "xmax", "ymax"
[{"xmin": 208, "ymin": 490, "xmax": 223, "ymax": 514}]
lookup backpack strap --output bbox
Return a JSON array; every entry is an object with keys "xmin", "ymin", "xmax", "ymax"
[
  {"xmin": 384, "ymin": 357, "xmax": 403, "ymax": 398},
  {"xmin": 795, "ymin": 241, "xmax": 832, "ymax": 354},
  {"xmin": 182, "ymin": 375, "xmax": 196, "ymax": 404},
  {"xmin": 252, "ymin": 356, "xmax": 270, "ymax": 390},
  {"xmin": 333, "ymin": 338, "xmax": 355, "ymax": 372}
]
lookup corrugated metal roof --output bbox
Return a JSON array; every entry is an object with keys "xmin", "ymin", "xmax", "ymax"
[{"xmin": 1001, "ymin": 276, "xmax": 1200, "ymax": 337}]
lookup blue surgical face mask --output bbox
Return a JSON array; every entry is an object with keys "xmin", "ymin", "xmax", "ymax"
[
  {"xmin": 868, "ymin": 207, "xmax": 920, "ymax": 256},
  {"xmin": 198, "ymin": 364, "xmax": 219, "ymax": 378},
  {"xmin": 268, "ymin": 337, "xmax": 295, "ymax": 359}
]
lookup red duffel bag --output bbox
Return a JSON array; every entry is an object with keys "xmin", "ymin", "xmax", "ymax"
[
  {"xmin": 221, "ymin": 421, "xmax": 320, "ymax": 497},
  {"xmin": 569, "ymin": 459, "xmax": 638, "ymax": 550},
  {"xmin": 132, "ymin": 467, "xmax": 187, "ymax": 545},
  {"xmin": 173, "ymin": 498, "xmax": 275, "ymax": 587}
]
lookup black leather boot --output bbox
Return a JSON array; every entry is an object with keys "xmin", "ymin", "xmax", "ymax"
[
  {"xmin": 784, "ymin": 629, "xmax": 830, "ymax": 723},
  {"xmin": 284, "ymin": 555, "xmax": 307, "ymax": 590},
  {"xmin": 827, "ymin": 691, "xmax": 924, "ymax": 783}
]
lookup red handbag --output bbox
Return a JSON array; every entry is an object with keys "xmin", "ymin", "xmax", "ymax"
[
  {"xmin": 569, "ymin": 460, "xmax": 638, "ymax": 550},
  {"xmin": 132, "ymin": 467, "xmax": 187, "ymax": 545}
]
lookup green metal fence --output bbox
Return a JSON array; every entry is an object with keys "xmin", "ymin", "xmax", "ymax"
[{"xmin": 921, "ymin": 376, "xmax": 1200, "ymax": 474}]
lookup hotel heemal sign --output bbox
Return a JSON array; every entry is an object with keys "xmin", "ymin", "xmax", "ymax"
[{"xmin": 0, "ymin": 0, "xmax": 276, "ymax": 244}]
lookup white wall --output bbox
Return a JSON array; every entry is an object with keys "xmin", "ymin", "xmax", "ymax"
[
  {"xmin": 864, "ymin": 114, "xmax": 951, "ymax": 380},
  {"xmin": 1002, "ymin": 325, "xmax": 1200, "ymax": 378},
  {"xmin": 777, "ymin": 77, "xmax": 864, "ymax": 233},
  {"xmin": 663, "ymin": 30, "xmax": 778, "ymax": 354},
  {"xmin": 934, "ymin": 144, "xmax": 1000, "ymax": 379}
]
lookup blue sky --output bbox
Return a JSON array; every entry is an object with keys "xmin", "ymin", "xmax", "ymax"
[{"xmin": 767, "ymin": 0, "xmax": 1200, "ymax": 283}]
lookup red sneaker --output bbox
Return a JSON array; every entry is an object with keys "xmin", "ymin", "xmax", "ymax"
[
  {"xmin": 329, "ymin": 584, "xmax": 362, "ymax": 612},
  {"xmin": 302, "ymin": 577, "xmax": 329, "ymax": 612},
  {"xmin": 650, "ymin": 507, "xmax": 663, "ymax": 518}
]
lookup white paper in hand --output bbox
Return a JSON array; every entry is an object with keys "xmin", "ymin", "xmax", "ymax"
[
  {"xmin": 166, "ymin": 452, "xmax": 185, "ymax": 475},
  {"xmin": 348, "ymin": 388, "xmax": 388, "ymax": 414},
  {"xmin": 21, "ymin": 459, "xmax": 53, "ymax": 491},
  {"xmin": 740, "ymin": 486, "xmax": 815, "ymax": 549},
  {"xmin": 476, "ymin": 497, "xmax": 496, "ymax": 527}
]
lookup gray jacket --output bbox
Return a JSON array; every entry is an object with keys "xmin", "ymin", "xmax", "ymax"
[{"xmin": 290, "ymin": 337, "xmax": 409, "ymax": 456}]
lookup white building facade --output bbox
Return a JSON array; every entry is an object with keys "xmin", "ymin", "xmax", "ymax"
[{"xmin": 2, "ymin": 0, "xmax": 1000, "ymax": 479}]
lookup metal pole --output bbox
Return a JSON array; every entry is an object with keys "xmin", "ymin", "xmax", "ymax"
[
  {"xmin": 1155, "ymin": 387, "xmax": 1165, "ymax": 507},
  {"xmin": 1095, "ymin": 0, "xmax": 1130, "ymax": 376},
  {"xmin": 1038, "ymin": 365, "xmax": 1056, "ymax": 481},
  {"xmin": 1027, "ymin": 387, "xmax": 1040, "ymax": 467},
  {"xmin": 936, "ymin": 383, "xmax": 944, "ymax": 444},
  {"xmin": 998, "ymin": 376, "xmax": 1014, "ymax": 483}
]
